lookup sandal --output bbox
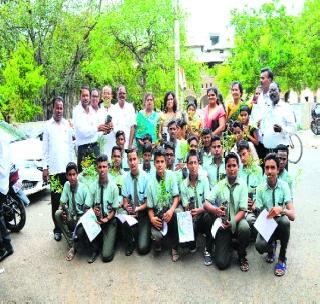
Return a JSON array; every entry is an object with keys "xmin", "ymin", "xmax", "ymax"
[
  {"xmin": 274, "ymin": 259, "xmax": 287, "ymax": 277},
  {"xmin": 239, "ymin": 257, "xmax": 249, "ymax": 272},
  {"xmin": 171, "ymin": 248, "xmax": 180, "ymax": 262},
  {"xmin": 66, "ymin": 247, "xmax": 76, "ymax": 261}
]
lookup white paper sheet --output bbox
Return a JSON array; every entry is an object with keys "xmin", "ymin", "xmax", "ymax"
[
  {"xmin": 211, "ymin": 217, "xmax": 223, "ymax": 238},
  {"xmin": 125, "ymin": 215, "xmax": 138, "ymax": 227},
  {"xmin": 254, "ymin": 209, "xmax": 278, "ymax": 242},
  {"xmin": 177, "ymin": 211, "xmax": 195, "ymax": 243},
  {"xmin": 80, "ymin": 208, "xmax": 102, "ymax": 242},
  {"xmin": 116, "ymin": 214, "xmax": 126, "ymax": 223}
]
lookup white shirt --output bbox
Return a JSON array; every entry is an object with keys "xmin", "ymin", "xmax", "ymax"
[
  {"xmin": 97, "ymin": 104, "xmax": 116, "ymax": 159},
  {"xmin": 112, "ymin": 101, "xmax": 136, "ymax": 148},
  {"xmin": 260, "ymin": 101, "xmax": 296, "ymax": 149},
  {"xmin": 42, "ymin": 118, "xmax": 75, "ymax": 175},
  {"xmin": 0, "ymin": 138, "xmax": 10, "ymax": 195},
  {"xmin": 73, "ymin": 103, "xmax": 99, "ymax": 146}
]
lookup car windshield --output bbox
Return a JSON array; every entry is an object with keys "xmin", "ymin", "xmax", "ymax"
[{"xmin": 0, "ymin": 120, "xmax": 29, "ymax": 143}]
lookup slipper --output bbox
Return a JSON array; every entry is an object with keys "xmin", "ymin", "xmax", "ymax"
[
  {"xmin": 265, "ymin": 241, "xmax": 277, "ymax": 263},
  {"xmin": 66, "ymin": 247, "xmax": 76, "ymax": 261},
  {"xmin": 239, "ymin": 257, "xmax": 249, "ymax": 272},
  {"xmin": 171, "ymin": 248, "xmax": 180, "ymax": 262},
  {"xmin": 274, "ymin": 260, "xmax": 287, "ymax": 277}
]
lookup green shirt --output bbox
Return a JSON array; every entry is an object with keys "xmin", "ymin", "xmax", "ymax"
[
  {"xmin": 60, "ymin": 181, "xmax": 89, "ymax": 218},
  {"xmin": 256, "ymin": 178, "xmax": 291, "ymax": 211},
  {"xmin": 87, "ymin": 176, "xmax": 120, "ymax": 216},
  {"xmin": 201, "ymin": 149, "xmax": 212, "ymax": 168},
  {"xmin": 203, "ymin": 159, "xmax": 226, "ymax": 189},
  {"xmin": 146, "ymin": 170, "xmax": 179, "ymax": 211},
  {"xmin": 279, "ymin": 169, "xmax": 293, "ymax": 200},
  {"xmin": 208, "ymin": 177, "xmax": 248, "ymax": 232},
  {"xmin": 122, "ymin": 170, "xmax": 149, "ymax": 206},
  {"xmin": 180, "ymin": 174, "xmax": 210, "ymax": 208},
  {"xmin": 238, "ymin": 164, "xmax": 263, "ymax": 199},
  {"xmin": 139, "ymin": 163, "xmax": 156, "ymax": 178}
]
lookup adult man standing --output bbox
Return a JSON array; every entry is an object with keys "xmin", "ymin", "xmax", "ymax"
[
  {"xmin": 72, "ymin": 86, "xmax": 107, "ymax": 171},
  {"xmin": 112, "ymin": 85, "xmax": 136, "ymax": 149},
  {"xmin": 260, "ymin": 83, "xmax": 296, "ymax": 151},
  {"xmin": 0, "ymin": 138, "xmax": 14, "ymax": 262},
  {"xmin": 43, "ymin": 96, "xmax": 75, "ymax": 241}
]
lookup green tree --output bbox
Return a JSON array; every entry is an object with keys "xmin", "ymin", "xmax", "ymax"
[{"xmin": 0, "ymin": 43, "xmax": 46, "ymax": 122}]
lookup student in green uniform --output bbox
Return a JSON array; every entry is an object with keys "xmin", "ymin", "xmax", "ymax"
[
  {"xmin": 204, "ymin": 152, "xmax": 250, "ymax": 271},
  {"xmin": 139, "ymin": 143, "xmax": 155, "ymax": 177},
  {"xmin": 180, "ymin": 150, "xmax": 213, "ymax": 266},
  {"xmin": 109, "ymin": 146, "xmax": 126, "ymax": 205},
  {"xmin": 203, "ymin": 135, "xmax": 226, "ymax": 189},
  {"xmin": 255, "ymin": 153, "xmax": 295, "ymax": 277},
  {"xmin": 116, "ymin": 130, "xmax": 129, "ymax": 171},
  {"xmin": 55, "ymin": 162, "xmax": 89, "ymax": 261},
  {"xmin": 121, "ymin": 148, "xmax": 151, "ymax": 256},
  {"xmin": 87, "ymin": 155, "xmax": 119, "ymax": 263},
  {"xmin": 147, "ymin": 147, "xmax": 180, "ymax": 262},
  {"xmin": 275, "ymin": 144, "xmax": 293, "ymax": 200},
  {"xmin": 237, "ymin": 140, "xmax": 263, "ymax": 239},
  {"xmin": 200, "ymin": 128, "xmax": 213, "ymax": 167}
]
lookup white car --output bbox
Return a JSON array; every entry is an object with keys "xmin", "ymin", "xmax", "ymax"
[{"xmin": 0, "ymin": 121, "xmax": 49, "ymax": 196}]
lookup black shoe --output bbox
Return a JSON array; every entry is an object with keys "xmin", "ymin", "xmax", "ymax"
[
  {"xmin": 54, "ymin": 232, "xmax": 62, "ymax": 241},
  {"xmin": 87, "ymin": 251, "xmax": 99, "ymax": 264},
  {"xmin": 125, "ymin": 243, "xmax": 135, "ymax": 256},
  {"xmin": 0, "ymin": 248, "xmax": 14, "ymax": 262}
]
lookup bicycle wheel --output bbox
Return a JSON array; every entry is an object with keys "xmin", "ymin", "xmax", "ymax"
[{"xmin": 288, "ymin": 133, "xmax": 303, "ymax": 164}]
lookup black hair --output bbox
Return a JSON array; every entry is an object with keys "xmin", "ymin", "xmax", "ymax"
[
  {"xmin": 143, "ymin": 143, "xmax": 153, "ymax": 154},
  {"xmin": 143, "ymin": 133, "xmax": 152, "ymax": 142},
  {"xmin": 167, "ymin": 119, "xmax": 177, "ymax": 129},
  {"xmin": 163, "ymin": 91, "xmax": 177, "ymax": 113},
  {"xmin": 225, "ymin": 152, "xmax": 239, "ymax": 166},
  {"xmin": 176, "ymin": 118, "xmax": 187, "ymax": 128},
  {"xmin": 187, "ymin": 102, "xmax": 197, "ymax": 111},
  {"xmin": 66, "ymin": 162, "xmax": 78, "ymax": 174},
  {"xmin": 52, "ymin": 96, "xmax": 64, "ymax": 108},
  {"xmin": 231, "ymin": 81, "xmax": 243, "ymax": 96},
  {"xmin": 232, "ymin": 120, "xmax": 243, "ymax": 131},
  {"xmin": 112, "ymin": 146, "xmax": 122, "ymax": 155},
  {"xmin": 264, "ymin": 153, "xmax": 280, "ymax": 168},
  {"xmin": 217, "ymin": 93, "xmax": 224, "ymax": 103},
  {"xmin": 207, "ymin": 87, "xmax": 219, "ymax": 96},
  {"xmin": 186, "ymin": 150, "xmax": 199, "ymax": 164},
  {"xmin": 187, "ymin": 135, "xmax": 199, "ymax": 145},
  {"xmin": 154, "ymin": 147, "xmax": 166, "ymax": 161},
  {"xmin": 80, "ymin": 85, "xmax": 90, "ymax": 95},
  {"xmin": 239, "ymin": 105, "xmax": 251, "ymax": 115},
  {"xmin": 260, "ymin": 67, "xmax": 274, "ymax": 81},
  {"xmin": 96, "ymin": 154, "xmax": 108, "ymax": 164},
  {"xmin": 164, "ymin": 141, "xmax": 175, "ymax": 153},
  {"xmin": 125, "ymin": 147, "xmax": 138, "ymax": 158},
  {"xmin": 237, "ymin": 140, "xmax": 250, "ymax": 153},
  {"xmin": 201, "ymin": 128, "xmax": 211, "ymax": 136},
  {"xmin": 115, "ymin": 130, "xmax": 126, "ymax": 139},
  {"xmin": 275, "ymin": 144, "xmax": 289, "ymax": 155},
  {"xmin": 211, "ymin": 135, "xmax": 221, "ymax": 143}
]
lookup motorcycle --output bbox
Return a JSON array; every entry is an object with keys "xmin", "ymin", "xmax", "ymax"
[
  {"xmin": 310, "ymin": 103, "xmax": 320, "ymax": 135},
  {"xmin": 3, "ymin": 164, "xmax": 29, "ymax": 232}
]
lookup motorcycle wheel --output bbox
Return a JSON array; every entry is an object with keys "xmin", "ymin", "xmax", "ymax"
[
  {"xmin": 311, "ymin": 121, "xmax": 318, "ymax": 135},
  {"xmin": 4, "ymin": 194, "xmax": 26, "ymax": 232}
]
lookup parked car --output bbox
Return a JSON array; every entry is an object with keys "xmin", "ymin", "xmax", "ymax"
[{"xmin": 0, "ymin": 120, "xmax": 49, "ymax": 196}]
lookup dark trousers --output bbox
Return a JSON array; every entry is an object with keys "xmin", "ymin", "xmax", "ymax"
[
  {"xmin": 189, "ymin": 212, "xmax": 213, "ymax": 251},
  {"xmin": 77, "ymin": 142, "xmax": 99, "ymax": 173},
  {"xmin": 255, "ymin": 215, "xmax": 290, "ymax": 261},
  {"xmin": 215, "ymin": 218, "xmax": 250, "ymax": 270},
  {"xmin": 122, "ymin": 211, "xmax": 151, "ymax": 255},
  {"xmin": 151, "ymin": 212, "xmax": 179, "ymax": 249},
  {"xmin": 0, "ymin": 192, "xmax": 12, "ymax": 251},
  {"xmin": 50, "ymin": 173, "xmax": 67, "ymax": 233}
]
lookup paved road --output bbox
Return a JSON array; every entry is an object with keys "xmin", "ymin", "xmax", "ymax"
[{"xmin": 1, "ymin": 131, "xmax": 320, "ymax": 303}]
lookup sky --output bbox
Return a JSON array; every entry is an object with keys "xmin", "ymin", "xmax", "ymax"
[{"xmin": 180, "ymin": 0, "xmax": 305, "ymax": 45}]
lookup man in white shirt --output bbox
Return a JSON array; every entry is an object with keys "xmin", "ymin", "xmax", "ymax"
[
  {"xmin": 112, "ymin": 85, "xmax": 136, "ymax": 149},
  {"xmin": 260, "ymin": 83, "xmax": 296, "ymax": 150},
  {"xmin": 0, "ymin": 138, "xmax": 14, "ymax": 261},
  {"xmin": 72, "ymin": 86, "xmax": 107, "ymax": 171},
  {"xmin": 43, "ymin": 96, "xmax": 75, "ymax": 241}
]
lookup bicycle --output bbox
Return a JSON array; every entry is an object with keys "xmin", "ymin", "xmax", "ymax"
[{"xmin": 288, "ymin": 133, "xmax": 303, "ymax": 164}]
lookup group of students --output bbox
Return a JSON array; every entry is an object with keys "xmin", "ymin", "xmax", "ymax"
[{"xmin": 55, "ymin": 125, "xmax": 295, "ymax": 277}]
